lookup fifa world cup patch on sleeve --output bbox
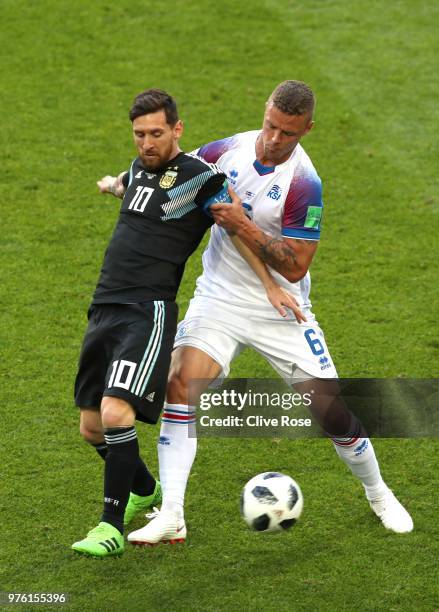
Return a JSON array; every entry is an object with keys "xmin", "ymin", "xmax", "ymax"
[{"xmin": 304, "ymin": 206, "xmax": 322, "ymax": 229}]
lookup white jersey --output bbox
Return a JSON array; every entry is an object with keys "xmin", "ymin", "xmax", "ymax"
[{"xmin": 193, "ymin": 130, "xmax": 323, "ymax": 309}]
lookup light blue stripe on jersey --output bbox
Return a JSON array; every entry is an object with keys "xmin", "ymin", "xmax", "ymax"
[
  {"xmin": 128, "ymin": 160, "xmax": 136, "ymax": 187},
  {"xmin": 282, "ymin": 227, "xmax": 321, "ymax": 240},
  {"xmin": 160, "ymin": 170, "xmax": 215, "ymax": 220}
]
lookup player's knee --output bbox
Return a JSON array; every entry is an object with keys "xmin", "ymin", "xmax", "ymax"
[{"xmin": 100, "ymin": 396, "xmax": 135, "ymax": 428}]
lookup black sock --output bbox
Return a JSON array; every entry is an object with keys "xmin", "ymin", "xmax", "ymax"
[
  {"xmin": 93, "ymin": 442, "xmax": 108, "ymax": 459},
  {"xmin": 131, "ymin": 461, "xmax": 156, "ymax": 497},
  {"xmin": 93, "ymin": 442, "xmax": 155, "ymax": 496},
  {"xmin": 101, "ymin": 427, "xmax": 139, "ymax": 533}
]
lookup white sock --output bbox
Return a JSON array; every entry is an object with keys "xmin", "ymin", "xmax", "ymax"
[
  {"xmin": 158, "ymin": 403, "xmax": 197, "ymax": 519},
  {"xmin": 332, "ymin": 437, "xmax": 388, "ymax": 501}
]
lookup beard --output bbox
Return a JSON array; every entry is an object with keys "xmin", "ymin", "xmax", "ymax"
[
  {"xmin": 139, "ymin": 141, "xmax": 174, "ymax": 171},
  {"xmin": 140, "ymin": 154, "xmax": 163, "ymax": 171}
]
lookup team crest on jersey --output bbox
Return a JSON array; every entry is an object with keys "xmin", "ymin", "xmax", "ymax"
[
  {"xmin": 267, "ymin": 184, "xmax": 282, "ymax": 201},
  {"xmin": 159, "ymin": 167, "xmax": 179, "ymax": 189}
]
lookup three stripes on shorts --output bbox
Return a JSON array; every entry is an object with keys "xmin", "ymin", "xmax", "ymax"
[
  {"xmin": 107, "ymin": 301, "xmax": 165, "ymax": 398},
  {"xmin": 130, "ymin": 300, "xmax": 165, "ymax": 398}
]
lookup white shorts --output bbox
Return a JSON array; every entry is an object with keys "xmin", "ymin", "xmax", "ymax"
[{"xmin": 174, "ymin": 296, "xmax": 338, "ymax": 383}]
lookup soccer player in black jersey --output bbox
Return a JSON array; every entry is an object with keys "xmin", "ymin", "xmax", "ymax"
[{"xmin": 71, "ymin": 89, "xmax": 232, "ymax": 557}]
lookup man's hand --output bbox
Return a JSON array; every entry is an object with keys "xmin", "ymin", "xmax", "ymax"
[
  {"xmin": 213, "ymin": 185, "xmax": 317, "ymax": 283},
  {"xmin": 210, "ymin": 185, "xmax": 248, "ymax": 233},
  {"xmin": 97, "ymin": 172, "xmax": 127, "ymax": 198},
  {"xmin": 266, "ymin": 284, "xmax": 307, "ymax": 322}
]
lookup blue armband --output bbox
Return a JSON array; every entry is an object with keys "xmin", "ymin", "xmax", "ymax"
[{"xmin": 202, "ymin": 181, "xmax": 232, "ymax": 217}]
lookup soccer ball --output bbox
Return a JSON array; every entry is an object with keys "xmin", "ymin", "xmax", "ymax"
[{"xmin": 240, "ymin": 472, "xmax": 303, "ymax": 532}]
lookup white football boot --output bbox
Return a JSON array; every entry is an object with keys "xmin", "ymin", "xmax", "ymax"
[
  {"xmin": 128, "ymin": 508, "xmax": 187, "ymax": 545},
  {"xmin": 369, "ymin": 489, "xmax": 413, "ymax": 533}
]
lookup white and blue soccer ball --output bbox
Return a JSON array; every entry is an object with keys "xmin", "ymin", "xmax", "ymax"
[{"xmin": 240, "ymin": 472, "xmax": 304, "ymax": 532}]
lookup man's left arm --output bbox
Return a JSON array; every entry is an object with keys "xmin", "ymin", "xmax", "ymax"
[{"xmin": 210, "ymin": 186, "xmax": 319, "ymax": 283}]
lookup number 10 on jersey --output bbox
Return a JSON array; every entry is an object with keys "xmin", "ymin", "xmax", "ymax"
[{"xmin": 128, "ymin": 186, "xmax": 154, "ymax": 213}]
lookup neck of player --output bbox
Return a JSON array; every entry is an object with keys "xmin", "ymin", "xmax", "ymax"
[{"xmin": 255, "ymin": 133, "xmax": 293, "ymax": 167}]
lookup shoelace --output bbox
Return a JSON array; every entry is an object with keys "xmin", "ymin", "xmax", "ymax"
[{"xmin": 145, "ymin": 506, "xmax": 160, "ymax": 520}]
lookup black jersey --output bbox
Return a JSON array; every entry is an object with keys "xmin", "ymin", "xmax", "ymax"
[{"xmin": 92, "ymin": 152, "xmax": 226, "ymax": 304}]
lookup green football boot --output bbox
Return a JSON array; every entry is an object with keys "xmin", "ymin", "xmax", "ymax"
[
  {"xmin": 72, "ymin": 522, "xmax": 124, "ymax": 558},
  {"xmin": 124, "ymin": 480, "xmax": 162, "ymax": 526}
]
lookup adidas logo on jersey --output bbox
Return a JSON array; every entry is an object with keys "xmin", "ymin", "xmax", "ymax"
[
  {"xmin": 187, "ymin": 152, "xmax": 222, "ymax": 175},
  {"xmin": 145, "ymin": 391, "xmax": 156, "ymax": 402}
]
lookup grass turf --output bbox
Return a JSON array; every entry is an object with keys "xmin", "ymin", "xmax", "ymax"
[{"xmin": 1, "ymin": 0, "xmax": 438, "ymax": 610}]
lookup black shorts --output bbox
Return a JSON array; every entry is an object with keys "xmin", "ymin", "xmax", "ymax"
[{"xmin": 74, "ymin": 301, "xmax": 178, "ymax": 424}]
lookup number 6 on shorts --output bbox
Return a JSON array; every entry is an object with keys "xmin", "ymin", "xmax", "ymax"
[{"xmin": 304, "ymin": 329, "xmax": 325, "ymax": 356}]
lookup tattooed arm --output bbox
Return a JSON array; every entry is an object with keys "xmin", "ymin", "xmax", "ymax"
[
  {"xmin": 237, "ymin": 229, "xmax": 317, "ymax": 283},
  {"xmin": 210, "ymin": 187, "xmax": 318, "ymax": 283},
  {"xmin": 229, "ymin": 234, "xmax": 307, "ymax": 321}
]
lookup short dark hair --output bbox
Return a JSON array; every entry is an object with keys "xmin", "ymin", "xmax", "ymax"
[
  {"xmin": 269, "ymin": 80, "xmax": 315, "ymax": 116},
  {"xmin": 129, "ymin": 88, "xmax": 179, "ymax": 125}
]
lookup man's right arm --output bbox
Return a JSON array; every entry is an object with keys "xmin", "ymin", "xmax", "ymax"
[
  {"xmin": 229, "ymin": 234, "xmax": 307, "ymax": 323},
  {"xmin": 97, "ymin": 171, "xmax": 128, "ymax": 198}
]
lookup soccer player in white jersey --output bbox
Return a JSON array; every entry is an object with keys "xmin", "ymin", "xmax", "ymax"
[{"xmin": 127, "ymin": 81, "xmax": 413, "ymax": 545}]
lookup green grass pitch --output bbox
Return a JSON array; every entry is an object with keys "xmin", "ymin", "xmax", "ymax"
[{"xmin": 1, "ymin": 0, "xmax": 438, "ymax": 610}]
